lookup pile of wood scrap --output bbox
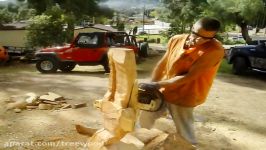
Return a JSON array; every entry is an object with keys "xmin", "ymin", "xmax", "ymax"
[
  {"xmin": 5, "ymin": 92, "xmax": 87, "ymax": 113},
  {"xmin": 76, "ymin": 118, "xmax": 195, "ymax": 150}
]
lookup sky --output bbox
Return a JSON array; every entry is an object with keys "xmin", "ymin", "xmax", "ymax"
[
  {"xmin": 0, "ymin": 0, "xmax": 160, "ymax": 9},
  {"xmin": 0, "ymin": 0, "xmax": 16, "ymax": 2},
  {"xmin": 100, "ymin": 0, "xmax": 160, "ymax": 10}
]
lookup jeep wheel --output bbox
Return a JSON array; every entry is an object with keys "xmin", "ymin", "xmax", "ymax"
[
  {"xmin": 60, "ymin": 62, "xmax": 76, "ymax": 72},
  {"xmin": 102, "ymin": 62, "xmax": 110, "ymax": 73},
  {"xmin": 232, "ymin": 57, "xmax": 248, "ymax": 75},
  {"xmin": 36, "ymin": 58, "xmax": 58, "ymax": 73},
  {"xmin": 101, "ymin": 57, "xmax": 110, "ymax": 73}
]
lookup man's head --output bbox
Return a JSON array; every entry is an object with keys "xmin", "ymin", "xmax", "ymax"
[
  {"xmin": 193, "ymin": 17, "xmax": 220, "ymax": 38},
  {"xmin": 186, "ymin": 17, "xmax": 221, "ymax": 48}
]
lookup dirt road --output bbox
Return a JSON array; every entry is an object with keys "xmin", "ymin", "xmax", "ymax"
[{"xmin": 0, "ymin": 55, "xmax": 266, "ymax": 150}]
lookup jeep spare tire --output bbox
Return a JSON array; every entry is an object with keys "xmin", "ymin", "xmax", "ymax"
[{"xmin": 36, "ymin": 58, "xmax": 58, "ymax": 73}]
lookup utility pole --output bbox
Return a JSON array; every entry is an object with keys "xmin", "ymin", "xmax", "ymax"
[
  {"xmin": 143, "ymin": 5, "xmax": 145, "ymax": 32},
  {"xmin": 263, "ymin": 3, "xmax": 266, "ymax": 35}
]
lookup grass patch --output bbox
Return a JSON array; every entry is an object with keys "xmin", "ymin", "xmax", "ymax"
[
  {"xmin": 136, "ymin": 34, "xmax": 168, "ymax": 44},
  {"xmin": 218, "ymin": 59, "xmax": 232, "ymax": 74}
]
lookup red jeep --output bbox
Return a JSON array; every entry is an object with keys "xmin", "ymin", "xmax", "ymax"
[
  {"xmin": 0, "ymin": 45, "xmax": 9, "ymax": 64},
  {"xmin": 35, "ymin": 32, "xmax": 139, "ymax": 73}
]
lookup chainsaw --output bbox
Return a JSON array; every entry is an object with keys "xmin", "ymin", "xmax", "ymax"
[{"xmin": 135, "ymin": 83, "xmax": 164, "ymax": 112}]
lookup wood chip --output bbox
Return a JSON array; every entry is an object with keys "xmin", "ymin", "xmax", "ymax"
[
  {"xmin": 132, "ymin": 128, "xmax": 163, "ymax": 144},
  {"xmin": 61, "ymin": 104, "xmax": 71, "ymax": 109},
  {"xmin": 108, "ymin": 133, "xmax": 145, "ymax": 150},
  {"xmin": 71, "ymin": 103, "xmax": 87, "ymax": 109},
  {"xmin": 42, "ymin": 101, "xmax": 59, "ymax": 105},
  {"xmin": 38, "ymin": 104, "xmax": 53, "ymax": 110},
  {"xmin": 25, "ymin": 93, "xmax": 38, "ymax": 104},
  {"xmin": 6, "ymin": 100, "xmax": 27, "ymax": 110},
  {"xmin": 75, "ymin": 124, "xmax": 98, "ymax": 136},
  {"xmin": 39, "ymin": 92, "xmax": 63, "ymax": 101},
  {"xmin": 14, "ymin": 108, "xmax": 22, "ymax": 113},
  {"xmin": 153, "ymin": 118, "xmax": 176, "ymax": 134},
  {"xmin": 144, "ymin": 133, "xmax": 169, "ymax": 150},
  {"xmin": 4, "ymin": 99, "xmax": 15, "ymax": 103},
  {"xmin": 162, "ymin": 133, "xmax": 195, "ymax": 150},
  {"xmin": 58, "ymin": 100, "xmax": 67, "ymax": 104},
  {"xmin": 26, "ymin": 106, "xmax": 38, "ymax": 109}
]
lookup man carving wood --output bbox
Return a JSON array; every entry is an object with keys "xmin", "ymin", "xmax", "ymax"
[{"xmin": 138, "ymin": 17, "xmax": 225, "ymax": 147}]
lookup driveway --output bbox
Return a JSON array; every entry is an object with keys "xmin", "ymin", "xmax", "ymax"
[{"xmin": 0, "ymin": 55, "xmax": 266, "ymax": 150}]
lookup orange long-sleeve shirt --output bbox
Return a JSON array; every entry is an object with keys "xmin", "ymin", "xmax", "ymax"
[{"xmin": 154, "ymin": 34, "xmax": 224, "ymax": 107}]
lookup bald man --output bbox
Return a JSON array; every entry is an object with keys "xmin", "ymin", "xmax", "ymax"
[{"xmin": 139, "ymin": 17, "xmax": 224, "ymax": 146}]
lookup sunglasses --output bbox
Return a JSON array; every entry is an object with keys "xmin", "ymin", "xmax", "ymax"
[{"xmin": 191, "ymin": 31, "xmax": 215, "ymax": 40}]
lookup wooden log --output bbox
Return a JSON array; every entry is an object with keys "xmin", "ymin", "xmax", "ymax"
[
  {"xmin": 108, "ymin": 133, "xmax": 144, "ymax": 150},
  {"xmin": 132, "ymin": 128, "xmax": 163, "ymax": 144},
  {"xmin": 153, "ymin": 118, "xmax": 176, "ymax": 134}
]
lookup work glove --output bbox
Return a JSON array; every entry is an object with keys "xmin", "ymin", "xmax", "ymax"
[
  {"xmin": 139, "ymin": 82, "xmax": 160, "ymax": 92},
  {"xmin": 138, "ymin": 82, "xmax": 163, "ymax": 108}
]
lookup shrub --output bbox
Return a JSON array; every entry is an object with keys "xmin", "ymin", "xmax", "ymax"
[{"xmin": 147, "ymin": 38, "xmax": 156, "ymax": 43}]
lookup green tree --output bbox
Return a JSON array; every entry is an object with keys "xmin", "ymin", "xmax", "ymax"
[
  {"xmin": 203, "ymin": 0, "xmax": 264, "ymax": 43},
  {"xmin": 16, "ymin": 8, "xmax": 36, "ymax": 21},
  {"xmin": 24, "ymin": 0, "xmax": 113, "ymax": 41},
  {"xmin": 0, "ymin": 8, "xmax": 14, "ymax": 24},
  {"xmin": 161, "ymin": 0, "xmax": 207, "ymax": 36},
  {"xmin": 161, "ymin": 0, "xmax": 265, "ymax": 43},
  {"xmin": 256, "ymin": 0, "xmax": 266, "ymax": 29},
  {"xmin": 7, "ymin": 2, "xmax": 19, "ymax": 13},
  {"xmin": 117, "ymin": 22, "xmax": 125, "ymax": 31},
  {"xmin": 27, "ymin": 6, "xmax": 67, "ymax": 47},
  {"xmin": 25, "ymin": 0, "xmax": 113, "ymax": 20},
  {"xmin": 26, "ymin": 0, "xmax": 53, "ymax": 15}
]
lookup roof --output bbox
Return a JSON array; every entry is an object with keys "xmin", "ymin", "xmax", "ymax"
[
  {"xmin": 0, "ymin": 22, "xmax": 29, "ymax": 30},
  {"xmin": 75, "ymin": 24, "xmax": 118, "ymax": 32},
  {"xmin": 0, "ymin": 22, "xmax": 118, "ymax": 32}
]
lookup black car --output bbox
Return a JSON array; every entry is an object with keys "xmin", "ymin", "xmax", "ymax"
[
  {"xmin": 247, "ymin": 40, "xmax": 266, "ymax": 45},
  {"xmin": 227, "ymin": 41, "xmax": 266, "ymax": 75}
]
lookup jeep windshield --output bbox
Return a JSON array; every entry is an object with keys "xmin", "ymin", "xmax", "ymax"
[
  {"xmin": 75, "ymin": 33, "xmax": 104, "ymax": 48},
  {"xmin": 107, "ymin": 32, "xmax": 132, "ymax": 47}
]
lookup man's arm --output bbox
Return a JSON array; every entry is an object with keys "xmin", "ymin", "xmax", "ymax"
[
  {"xmin": 157, "ymin": 49, "xmax": 224, "ymax": 88},
  {"xmin": 151, "ymin": 37, "xmax": 175, "ymax": 81},
  {"xmin": 151, "ymin": 52, "xmax": 169, "ymax": 82}
]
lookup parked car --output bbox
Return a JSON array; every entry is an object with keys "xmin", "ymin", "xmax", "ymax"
[
  {"xmin": 227, "ymin": 41, "xmax": 266, "ymax": 74},
  {"xmin": 0, "ymin": 45, "xmax": 9, "ymax": 63},
  {"xmin": 247, "ymin": 39, "xmax": 266, "ymax": 45},
  {"xmin": 35, "ymin": 32, "xmax": 139, "ymax": 73},
  {"xmin": 138, "ymin": 31, "xmax": 148, "ymax": 35}
]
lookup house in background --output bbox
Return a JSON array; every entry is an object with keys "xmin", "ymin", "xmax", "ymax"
[
  {"xmin": 0, "ymin": 22, "xmax": 118, "ymax": 51},
  {"xmin": 0, "ymin": 22, "xmax": 28, "ymax": 49},
  {"xmin": 137, "ymin": 20, "xmax": 170, "ymax": 35},
  {"xmin": 74, "ymin": 24, "xmax": 118, "ymax": 37}
]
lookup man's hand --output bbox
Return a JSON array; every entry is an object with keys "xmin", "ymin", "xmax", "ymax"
[{"xmin": 139, "ymin": 82, "xmax": 160, "ymax": 92}]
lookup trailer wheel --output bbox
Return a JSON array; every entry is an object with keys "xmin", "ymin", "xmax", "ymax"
[{"xmin": 36, "ymin": 58, "xmax": 58, "ymax": 73}]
